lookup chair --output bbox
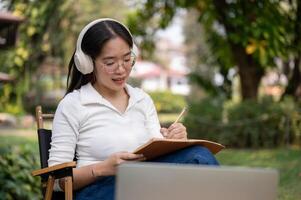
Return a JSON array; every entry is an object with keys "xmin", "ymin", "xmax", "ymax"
[{"xmin": 31, "ymin": 105, "xmax": 76, "ymax": 200}]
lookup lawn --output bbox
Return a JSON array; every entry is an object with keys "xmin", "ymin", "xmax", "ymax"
[
  {"xmin": 216, "ymin": 148, "xmax": 301, "ymax": 200},
  {"xmin": 0, "ymin": 135, "xmax": 300, "ymax": 199}
]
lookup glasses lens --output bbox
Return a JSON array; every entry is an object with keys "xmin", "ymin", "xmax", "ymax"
[{"xmin": 102, "ymin": 52, "xmax": 136, "ymax": 73}]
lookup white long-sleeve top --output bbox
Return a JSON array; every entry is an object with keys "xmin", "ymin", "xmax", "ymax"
[{"xmin": 48, "ymin": 82, "xmax": 163, "ymax": 168}]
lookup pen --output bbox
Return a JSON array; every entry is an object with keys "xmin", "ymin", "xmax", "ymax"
[{"xmin": 172, "ymin": 107, "xmax": 187, "ymax": 125}]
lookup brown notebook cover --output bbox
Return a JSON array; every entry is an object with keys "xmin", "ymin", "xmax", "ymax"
[{"xmin": 133, "ymin": 138, "xmax": 225, "ymax": 160}]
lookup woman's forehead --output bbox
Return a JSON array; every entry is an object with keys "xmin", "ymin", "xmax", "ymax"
[{"xmin": 100, "ymin": 37, "xmax": 131, "ymax": 58}]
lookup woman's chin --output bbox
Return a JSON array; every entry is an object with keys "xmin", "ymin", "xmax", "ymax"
[{"xmin": 110, "ymin": 80, "xmax": 126, "ymax": 90}]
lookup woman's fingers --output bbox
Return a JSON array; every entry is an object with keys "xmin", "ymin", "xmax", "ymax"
[
  {"xmin": 118, "ymin": 152, "xmax": 145, "ymax": 161},
  {"xmin": 102, "ymin": 152, "xmax": 145, "ymax": 176},
  {"xmin": 160, "ymin": 127, "xmax": 169, "ymax": 137},
  {"xmin": 169, "ymin": 133, "xmax": 185, "ymax": 139},
  {"xmin": 166, "ymin": 130, "xmax": 186, "ymax": 139},
  {"xmin": 168, "ymin": 123, "xmax": 185, "ymax": 131},
  {"xmin": 165, "ymin": 123, "xmax": 187, "ymax": 139}
]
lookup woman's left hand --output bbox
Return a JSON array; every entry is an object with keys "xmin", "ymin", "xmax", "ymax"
[{"xmin": 160, "ymin": 123, "xmax": 187, "ymax": 140}]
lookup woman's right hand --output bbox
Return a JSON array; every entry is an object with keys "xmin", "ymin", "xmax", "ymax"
[{"xmin": 93, "ymin": 152, "xmax": 145, "ymax": 176}]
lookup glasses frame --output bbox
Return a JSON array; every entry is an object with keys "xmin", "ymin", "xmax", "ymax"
[{"xmin": 97, "ymin": 51, "xmax": 136, "ymax": 74}]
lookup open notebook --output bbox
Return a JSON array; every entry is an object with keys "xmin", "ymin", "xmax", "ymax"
[{"xmin": 133, "ymin": 138, "xmax": 225, "ymax": 160}]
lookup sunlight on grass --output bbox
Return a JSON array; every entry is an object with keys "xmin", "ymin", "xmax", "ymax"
[{"xmin": 216, "ymin": 148, "xmax": 301, "ymax": 200}]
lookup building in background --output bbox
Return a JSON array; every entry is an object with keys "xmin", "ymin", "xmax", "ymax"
[{"xmin": 131, "ymin": 33, "xmax": 190, "ymax": 96}]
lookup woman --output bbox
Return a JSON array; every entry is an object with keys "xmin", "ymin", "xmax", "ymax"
[{"xmin": 48, "ymin": 18, "xmax": 219, "ymax": 200}]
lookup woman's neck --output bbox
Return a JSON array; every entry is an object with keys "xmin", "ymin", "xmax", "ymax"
[
  {"xmin": 92, "ymin": 82, "xmax": 129, "ymax": 113},
  {"xmin": 93, "ymin": 82, "xmax": 127, "ymax": 100}
]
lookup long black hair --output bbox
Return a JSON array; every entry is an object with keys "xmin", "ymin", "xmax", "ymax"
[{"xmin": 66, "ymin": 20, "xmax": 133, "ymax": 94}]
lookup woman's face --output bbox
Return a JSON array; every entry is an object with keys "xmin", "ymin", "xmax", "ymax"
[{"xmin": 93, "ymin": 36, "xmax": 133, "ymax": 92}]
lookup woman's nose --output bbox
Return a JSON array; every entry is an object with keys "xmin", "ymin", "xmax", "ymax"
[{"xmin": 115, "ymin": 61, "xmax": 126, "ymax": 73}]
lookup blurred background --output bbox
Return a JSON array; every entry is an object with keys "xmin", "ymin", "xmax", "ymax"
[{"xmin": 0, "ymin": 0, "xmax": 300, "ymax": 199}]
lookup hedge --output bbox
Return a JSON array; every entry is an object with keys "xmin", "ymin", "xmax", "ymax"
[{"xmin": 184, "ymin": 97, "xmax": 301, "ymax": 148}]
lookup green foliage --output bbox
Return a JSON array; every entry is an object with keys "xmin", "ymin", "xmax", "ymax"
[
  {"xmin": 224, "ymin": 97, "xmax": 285, "ymax": 148},
  {"xmin": 216, "ymin": 148, "xmax": 301, "ymax": 200},
  {"xmin": 184, "ymin": 97, "xmax": 301, "ymax": 148},
  {"xmin": 133, "ymin": 0, "xmax": 299, "ymax": 99},
  {"xmin": 0, "ymin": 137, "xmax": 42, "ymax": 199},
  {"xmin": 184, "ymin": 97, "xmax": 225, "ymax": 141},
  {"xmin": 0, "ymin": 84, "xmax": 24, "ymax": 114},
  {"xmin": 0, "ymin": 0, "xmax": 64, "ymax": 114},
  {"xmin": 1, "ymin": 0, "xmax": 131, "ymax": 114},
  {"xmin": 149, "ymin": 91, "xmax": 186, "ymax": 113}
]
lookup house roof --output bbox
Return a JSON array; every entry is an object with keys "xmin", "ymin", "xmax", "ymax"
[
  {"xmin": 131, "ymin": 60, "xmax": 188, "ymax": 79},
  {"xmin": 0, "ymin": 72, "xmax": 15, "ymax": 83},
  {"xmin": 167, "ymin": 68, "xmax": 188, "ymax": 77},
  {"xmin": 0, "ymin": 12, "xmax": 24, "ymax": 23},
  {"xmin": 131, "ymin": 60, "xmax": 164, "ymax": 78}
]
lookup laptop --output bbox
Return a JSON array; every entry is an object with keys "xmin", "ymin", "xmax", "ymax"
[{"xmin": 116, "ymin": 162, "xmax": 278, "ymax": 200}]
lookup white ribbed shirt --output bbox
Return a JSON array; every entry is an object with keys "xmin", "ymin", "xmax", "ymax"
[{"xmin": 48, "ymin": 83, "xmax": 163, "ymax": 169}]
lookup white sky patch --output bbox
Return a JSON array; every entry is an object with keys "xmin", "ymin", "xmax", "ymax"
[{"xmin": 155, "ymin": 11, "xmax": 185, "ymax": 46}]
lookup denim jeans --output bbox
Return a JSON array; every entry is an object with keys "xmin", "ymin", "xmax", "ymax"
[{"xmin": 75, "ymin": 146, "xmax": 219, "ymax": 200}]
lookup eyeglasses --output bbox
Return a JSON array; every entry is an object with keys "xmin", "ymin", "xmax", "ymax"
[{"xmin": 98, "ymin": 52, "xmax": 136, "ymax": 74}]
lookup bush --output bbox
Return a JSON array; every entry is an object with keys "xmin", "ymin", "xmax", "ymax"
[
  {"xmin": 0, "ymin": 140, "xmax": 42, "ymax": 199},
  {"xmin": 184, "ymin": 97, "xmax": 225, "ymax": 141},
  {"xmin": 149, "ymin": 91, "xmax": 186, "ymax": 113},
  {"xmin": 184, "ymin": 96, "xmax": 301, "ymax": 148},
  {"xmin": 224, "ymin": 97, "xmax": 285, "ymax": 148}
]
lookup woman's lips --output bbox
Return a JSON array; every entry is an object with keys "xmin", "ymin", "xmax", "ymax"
[{"xmin": 112, "ymin": 78, "xmax": 125, "ymax": 85}]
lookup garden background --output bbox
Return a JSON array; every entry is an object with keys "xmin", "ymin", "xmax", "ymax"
[{"xmin": 0, "ymin": 0, "xmax": 300, "ymax": 199}]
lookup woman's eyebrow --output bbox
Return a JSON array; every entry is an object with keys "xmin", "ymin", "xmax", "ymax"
[
  {"xmin": 102, "ymin": 51, "xmax": 131, "ymax": 60},
  {"xmin": 123, "ymin": 51, "xmax": 131, "ymax": 56}
]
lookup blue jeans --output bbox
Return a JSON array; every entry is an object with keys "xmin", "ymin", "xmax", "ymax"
[{"xmin": 75, "ymin": 146, "xmax": 219, "ymax": 200}]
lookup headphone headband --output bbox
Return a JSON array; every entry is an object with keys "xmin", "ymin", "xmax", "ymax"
[{"xmin": 74, "ymin": 18, "xmax": 137, "ymax": 74}]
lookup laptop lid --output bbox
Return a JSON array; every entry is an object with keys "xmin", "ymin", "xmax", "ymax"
[{"xmin": 116, "ymin": 162, "xmax": 278, "ymax": 200}]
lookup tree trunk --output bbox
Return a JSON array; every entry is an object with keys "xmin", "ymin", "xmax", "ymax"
[
  {"xmin": 232, "ymin": 45, "xmax": 264, "ymax": 100},
  {"xmin": 283, "ymin": 0, "xmax": 301, "ymax": 99},
  {"xmin": 212, "ymin": 0, "xmax": 264, "ymax": 100},
  {"xmin": 284, "ymin": 57, "xmax": 301, "ymax": 98}
]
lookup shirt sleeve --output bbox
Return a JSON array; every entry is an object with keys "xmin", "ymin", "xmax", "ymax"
[
  {"xmin": 144, "ymin": 94, "xmax": 163, "ymax": 139},
  {"xmin": 48, "ymin": 95, "xmax": 81, "ymax": 167}
]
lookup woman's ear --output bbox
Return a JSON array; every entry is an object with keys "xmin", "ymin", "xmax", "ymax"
[{"xmin": 91, "ymin": 71, "xmax": 97, "ymax": 83}]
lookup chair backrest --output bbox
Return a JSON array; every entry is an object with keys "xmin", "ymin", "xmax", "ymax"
[
  {"xmin": 35, "ymin": 106, "xmax": 68, "ymax": 200},
  {"xmin": 35, "ymin": 106, "xmax": 54, "ymax": 169}
]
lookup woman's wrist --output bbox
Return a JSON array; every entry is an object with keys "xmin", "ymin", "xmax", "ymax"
[
  {"xmin": 91, "ymin": 161, "xmax": 111, "ymax": 177},
  {"xmin": 91, "ymin": 164, "xmax": 102, "ymax": 178}
]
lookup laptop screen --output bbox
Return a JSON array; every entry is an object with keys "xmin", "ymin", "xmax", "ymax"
[{"xmin": 116, "ymin": 162, "xmax": 278, "ymax": 200}]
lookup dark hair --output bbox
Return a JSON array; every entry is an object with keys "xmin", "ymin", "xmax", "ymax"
[{"xmin": 66, "ymin": 20, "xmax": 133, "ymax": 94}]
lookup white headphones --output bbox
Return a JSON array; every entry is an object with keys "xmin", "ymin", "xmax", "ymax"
[{"xmin": 74, "ymin": 18, "xmax": 138, "ymax": 74}]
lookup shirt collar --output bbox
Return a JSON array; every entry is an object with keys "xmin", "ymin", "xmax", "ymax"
[{"xmin": 79, "ymin": 82, "xmax": 145, "ymax": 106}]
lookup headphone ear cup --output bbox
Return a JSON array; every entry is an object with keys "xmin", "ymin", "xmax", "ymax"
[
  {"xmin": 132, "ymin": 43, "xmax": 139, "ymax": 58},
  {"xmin": 131, "ymin": 56, "xmax": 136, "ymax": 67},
  {"xmin": 74, "ymin": 50, "xmax": 94, "ymax": 74}
]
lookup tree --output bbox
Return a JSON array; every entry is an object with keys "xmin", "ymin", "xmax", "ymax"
[
  {"xmin": 0, "ymin": 0, "xmax": 130, "ymax": 113},
  {"xmin": 184, "ymin": 9, "xmax": 233, "ymax": 99},
  {"xmin": 131, "ymin": 0, "xmax": 291, "ymax": 100},
  {"xmin": 0, "ymin": 0, "xmax": 64, "ymax": 113}
]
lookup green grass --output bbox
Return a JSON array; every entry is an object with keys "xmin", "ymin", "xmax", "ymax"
[
  {"xmin": 216, "ymin": 148, "xmax": 301, "ymax": 200},
  {"xmin": 0, "ymin": 135, "xmax": 300, "ymax": 199},
  {"xmin": 0, "ymin": 135, "xmax": 37, "ymax": 145}
]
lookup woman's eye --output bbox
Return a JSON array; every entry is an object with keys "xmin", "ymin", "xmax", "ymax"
[
  {"xmin": 105, "ymin": 62, "xmax": 115, "ymax": 66},
  {"xmin": 124, "ymin": 59, "xmax": 130, "ymax": 62}
]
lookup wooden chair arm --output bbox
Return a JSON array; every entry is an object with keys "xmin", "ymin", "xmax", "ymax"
[{"xmin": 32, "ymin": 161, "xmax": 76, "ymax": 177}]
